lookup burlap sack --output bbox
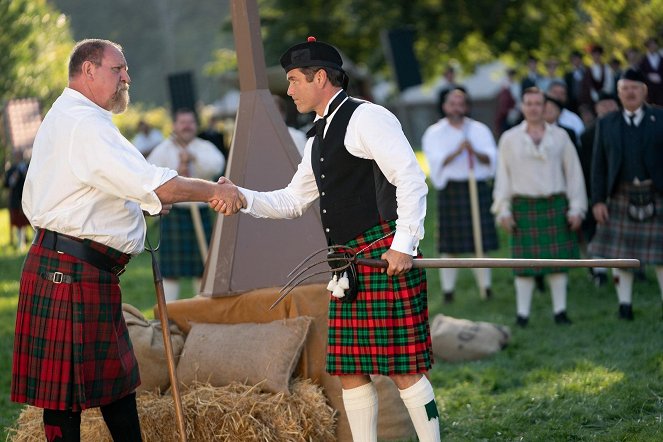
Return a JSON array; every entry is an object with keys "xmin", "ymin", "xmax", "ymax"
[
  {"xmin": 176, "ymin": 317, "xmax": 313, "ymax": 394},
  {"xmin": 122, "ymin": 303, "xmax": 185, "ymax": 393},
  {"xmin": 431, "ymin": 314, "xmax": 511, "ymax": 362}
]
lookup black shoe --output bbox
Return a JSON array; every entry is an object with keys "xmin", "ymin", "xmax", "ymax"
[
  {"xmin": 618, "ymin": 303, "xmax": 634, "ymax": 320},
  {"xmin": 592, "ymin": 272, "xmax": 607, "ymax": 287},
  {"xmin": 443, "ymin": 291, "xmax": 454, "ymax": 304},
  {"xmin": 516, "ymin": 315, "xmax": 529, "ymax": 327},
  {"xmin": 554, "ymin": 311, "xmax": 572, "ymax": 325},
  {"xmin": 485, "ymin": 288, "xmax": 492, "ymax": 299},
  {"xmin": 535, "ymin": 275, "xmax": 545, "ymax": 293}
]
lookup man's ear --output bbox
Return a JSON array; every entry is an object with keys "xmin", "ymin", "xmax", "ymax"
[
  {"xmin": 315, "ymin": 69, "xmax": 328, "ymax": 87},
  {"xmin": 82, "ymin": 60, "xmax": 95, "ymax": 80}
]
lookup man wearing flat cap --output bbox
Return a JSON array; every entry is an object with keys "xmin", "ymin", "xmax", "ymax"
[
  {"xmin": 226, "ymin": 37, "xmax": 439, "ymax": 441},
  {"xmin": 589, "ymin": 68, "xmax": 663, "ymax": 320}
]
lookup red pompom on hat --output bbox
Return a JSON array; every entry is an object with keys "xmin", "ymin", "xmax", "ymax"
[{"xmin": 280, "ymin": 36, "xmax": 344, "ymax": 73}]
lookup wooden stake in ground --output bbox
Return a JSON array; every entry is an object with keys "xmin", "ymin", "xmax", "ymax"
[
  {"xmin": 467, "ymin": 146, "xmax": 487, "ymax": 299},
  {"xmin": 189, "ymin": 204, "xmax": 208, "ymax": 264},
  {"xmin": 145, "ymin": 232, "xmax": 187, "ymax": 442}
]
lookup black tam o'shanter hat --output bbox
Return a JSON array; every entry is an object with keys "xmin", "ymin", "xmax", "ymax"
[
  {"xmin": 621, "ymin": 68, "xmax": 646, "ymax": 84},
  {"xmin": 280, "ymin": 36, "xmax": 344, "ymax": 73}
]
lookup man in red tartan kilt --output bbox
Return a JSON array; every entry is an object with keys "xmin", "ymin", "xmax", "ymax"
[
  {"xmin": 589, "ymin": 68, "xmax": 663, "ymax": 320},
  {"xmin": 226, "ymin": 37, "xmax": 440, "ymax": 441},
  {"xmin": 12, "ymin": 39, "xmax": 245, "ymax": 442}
]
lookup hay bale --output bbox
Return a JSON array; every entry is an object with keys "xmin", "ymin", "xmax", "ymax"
[{"xmin": 7, "ymin": 379, "xmax": 336, "ymax": 442}]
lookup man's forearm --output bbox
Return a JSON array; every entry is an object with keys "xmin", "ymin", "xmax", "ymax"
[{"xmin": 154, "ymin": 176, "xmax": 217, "ymax": 204}]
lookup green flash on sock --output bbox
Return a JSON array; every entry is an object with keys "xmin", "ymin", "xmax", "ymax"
[{"xmin": 425, "ymin": 399, "xmax": 440, "ymax": 421}]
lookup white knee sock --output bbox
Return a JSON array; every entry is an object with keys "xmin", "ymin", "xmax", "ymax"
[
  {"xmin": 613, "ymin": 268, "xmax": 633, "ymax": 305},
  {"xmin": 163, "ymin": 278, "xmax": 180, "ymax": 302},
  {"xmin": 440, "ymin": 254, "xmax": 457, "ymax": 293},
  {"xmin": 342, "ymin": 382, "xmax": 378, "ymax": 442},
  {"xmin": 655, "ymin": 266, "xmax": 663, "ymax": 302},
  {"xmin": 399, "ymin": 376, "xmax": 441, "ymax": 442},
  {"xmin": 548, "ymin": 273, "xmax": 568, "ymax": 314},
  {"xmin": 471, "ymin": 267, "xmax": 491, "ymax": 290},
  {"xmin": 515, "ymin": 277, "xmax": 535, "ymax": 317}
]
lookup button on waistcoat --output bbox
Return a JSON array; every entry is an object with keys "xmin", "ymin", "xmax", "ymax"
[{"xmin": 311, "ymin": 97, "xmax": 397, "ymax": 244}]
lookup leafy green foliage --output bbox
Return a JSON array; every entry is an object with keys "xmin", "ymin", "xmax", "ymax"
[
  {"xmin": 257, "ymin": 0, "xmax": 663, "ymax": 81},
  {"xmin": 0, "ymin": 0, "xmax": 73, "ymax": 109}
]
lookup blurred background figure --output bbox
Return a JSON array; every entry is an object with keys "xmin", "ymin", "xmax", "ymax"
[
  {"xmin": 639, "ymin": 37, "xmax": 663, "ymax": 106},
  {"xmin": 3, "ymin": 151, "xmax": 30, "ymax": 250},
  {"xmin": 436, "ymin": 65, "xmax": 465, "ymax": 118},
  {"xmin": 494, "ymin": 68, "xmax": 521, "ymax": 136},
  {"xmin": 423, "ymin": 89, "xmax": 499, "ymax": 303},
  {"xmin": 147, "ymin": 108, "xmax": 225, "ymax": 301},
  {"xmin": 578, "ymin": 92, "xmax": 619, "ymax": 287},
  {"xmin": 131, "ymin": 120, "xmax": 163, "ymax": 157},
  {"xmin": 564, "ymin": 50, "xmax": 587, "ymax": 114},
  {"xmin": 198, "ymin": 113, "xmax": 228, "ymax": 174},
  {"xmin": 580, "ymin": 44, "xmax": 615, "ymax": 108},
  {"xmin": 537, "ymin": 57, "xmax": 563, "ymax": 93},
  {"xmin": 493, "ymin": 88, "xmax": 586, "ymax": 327},
  {"xmin": 546, "ymin": 80, "xmax": 586, "ymax": 140},
  {"xmin": 589, "ymin": 69, "xmax": 663, "ymax": 320},
  {"xmin": 273, "ymin": 94, "xmax": 307, "ymax": 156}
]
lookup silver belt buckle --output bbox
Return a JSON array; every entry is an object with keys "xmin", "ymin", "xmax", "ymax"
[{"xmin": 52, "ymin": 271, "xmax": 64, "ymax": 284}]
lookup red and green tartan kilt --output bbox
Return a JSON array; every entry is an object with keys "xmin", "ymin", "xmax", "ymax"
[
  {"xmin": 326, "ymin": 221, "xmax": 433, "ymax": 376},
  {"xmin": 511, "ymin": 194, "xmax": 579, "ymax": 276},
  {"xmin": 11, "ymin": 238, "xmax": 139, "ymax": 411},
  {"xmin": 436, "ymin": 180, "xmax": 499, "ymax": 254},
  {"xmin": 588, "ymin": 185, "xmax": 663, "ymax": 264},
  {"xmin": 159, "ymin": 206, "xmax": 213, "ymax": 278}
]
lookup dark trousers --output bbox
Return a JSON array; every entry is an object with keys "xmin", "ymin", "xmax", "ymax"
[{"xmin": 43, "ymin": 392, "xmax": 142, "ymax": 442}]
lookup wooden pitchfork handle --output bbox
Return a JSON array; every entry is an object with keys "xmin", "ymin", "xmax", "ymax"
[
  {"xmin": 355, "ymin": 257, "xmax": 640, "ymax": 269},
  {"xmin": 148, "ymin": 247, "xmax": 187, "ymax": 442}
]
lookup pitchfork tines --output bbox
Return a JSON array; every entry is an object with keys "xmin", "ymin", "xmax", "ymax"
[{"xmin": 269, "ymin": 245, "xmax": 356, "ymax": 310}]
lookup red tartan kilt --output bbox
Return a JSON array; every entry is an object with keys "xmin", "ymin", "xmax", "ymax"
[
  {"xmin": 326, "ymin": 221, "xmax": 433, "ymax": 376},
  {"xmin": 11, "ymin": 243, "xmax": 140, "ymax": 411}
]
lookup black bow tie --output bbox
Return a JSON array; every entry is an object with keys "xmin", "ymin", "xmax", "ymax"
[{"xmin": 306, "ymin": 91, "xmax": 348, "ymax": 138}]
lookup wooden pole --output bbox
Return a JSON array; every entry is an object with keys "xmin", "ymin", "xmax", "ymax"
[
  {"xmin": 147, "ymin": 244, "xmax": 187, "ymax": 442},
  {"xmin": 466, "ymin": 150, "xmax": 487, "ymax": 299},
  {"xmin": 356, "ymin": 257, "xmax": 640, "ymax": 269},
  {"xmin": 189, "ymin": 204, "xmax": 208, "ymax": 263}
]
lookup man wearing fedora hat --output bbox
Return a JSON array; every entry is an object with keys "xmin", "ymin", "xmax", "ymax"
[
  {"xmin": 228, "ymin": 37, "xmax": 439, "ymax": 441},
  {"xmin": 589, "ymin": 68, "xmax": 663, "ymax": 320}
]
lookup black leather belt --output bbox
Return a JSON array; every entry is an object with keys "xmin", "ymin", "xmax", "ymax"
[{"xmin": 34, "ymin": 229, "xmax": 128, "ymax": 276}]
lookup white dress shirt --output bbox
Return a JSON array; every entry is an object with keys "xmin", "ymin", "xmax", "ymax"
[
  {"xmin": 287, "ymin": 126, "xmax": 308, "ymax": 157},
  {"xmin": 422, "ymin": 117, "xmax": 497, "ymax": 190},
  {"xmin": 240, "ymin": 91, "xmax": 428, "ymax": 256},
  {"xmin": 492, "ymin": 121, "xmax": 587, "ymax": 220},
  {"xmin": 147, "ymin": 136, "xmax": 225, "ymax": 208},
  {"xmin": 23, "ymin": 88, "xmax": 177, "ymax": 254}
]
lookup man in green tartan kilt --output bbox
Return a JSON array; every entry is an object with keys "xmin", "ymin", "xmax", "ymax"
[
  {"xmin": 228, "ymin": 37, "xmax": 441, "ymax": 441},
  {"xmin": 493, "ymin": 88, "xmax": 587, "ymax": 327}
]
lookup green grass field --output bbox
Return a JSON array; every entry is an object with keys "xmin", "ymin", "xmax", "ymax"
[{"xmin": 1, "ymin": 187, "xmax": 662, "ymax": 440}]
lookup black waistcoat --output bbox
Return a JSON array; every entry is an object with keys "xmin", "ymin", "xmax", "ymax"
[
  {"xmin": 311, "ymin": 98, "xmax": 397, "ymax": 245},
  {"xmin": 619, "ymin": 118, "xmax": 649, "ymax": 182}
]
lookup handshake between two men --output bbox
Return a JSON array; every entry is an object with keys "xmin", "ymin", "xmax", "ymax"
[{"xmin": 154, "ymin": 175, "xmax": 246, "ymax": 215}]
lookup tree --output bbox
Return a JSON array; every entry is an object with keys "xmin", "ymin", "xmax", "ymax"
[
  {"xmin": 0, "ymin": 0, "xmax": 73, "ymax": 109},
  {"xmin": 257, "ymin": 0, "xmax": 663, "ymax": 84}
]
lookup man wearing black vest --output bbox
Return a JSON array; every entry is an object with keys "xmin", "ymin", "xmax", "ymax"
[
  {"xmin": 589, "ymin": 68, "xmax": 663, "ymax": 320},
  {"xmin": 228, "ymin": 37, "xmax": 439, "ymax": 441}
]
